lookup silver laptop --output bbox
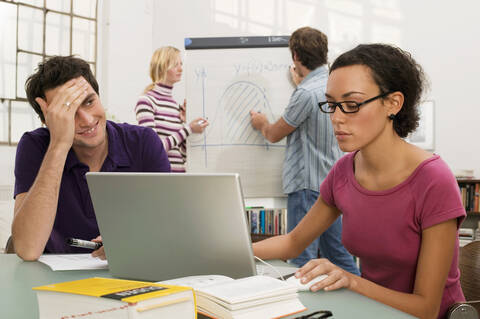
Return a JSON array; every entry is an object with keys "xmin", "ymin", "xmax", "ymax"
[{"xmin": 86, "ymin": 172, "xmax": 257, "ymax": 281}]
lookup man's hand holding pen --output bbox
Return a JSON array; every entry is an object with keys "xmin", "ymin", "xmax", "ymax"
[
  {"xmin": 67, "ymin": 236, "xmax": 106, "ymax": 260},
  {"xmin": 90, "ymin": 236, "xmax": 106, "ymax": 260}
]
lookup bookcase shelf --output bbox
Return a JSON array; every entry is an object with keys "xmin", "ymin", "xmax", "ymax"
[
  {"xmin": 457, "ymin": 178, "xmax": 480, "ymax": 232},
  {"xmin": 245, "ymin": 208, "xmax": 287, "ymax": 242},
  {"xmin": 457, "ymin": 179, "xmax": 480, "ymax": 214},
  {"xmin": 250, "ymin": 234, "xmax": 276, "ymax": 243}
]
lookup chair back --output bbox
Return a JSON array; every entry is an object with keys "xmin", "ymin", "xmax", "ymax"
[
  {"xmin": 460, "ymin": 241, "xmax": 480, "ymax": 301},
  {"xmin": 459, "ymin": 240, "xmax": 480, "ymax": 315}
]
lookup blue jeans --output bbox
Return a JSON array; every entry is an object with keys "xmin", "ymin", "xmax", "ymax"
[{"xmin": 287, "ymin": 189, "xmax": 360, "ymax": 275}]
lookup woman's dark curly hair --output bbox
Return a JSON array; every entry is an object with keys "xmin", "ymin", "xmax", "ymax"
[{"xmin": 330, "ymin": 44, "xmax": 426, "ymax": 138}]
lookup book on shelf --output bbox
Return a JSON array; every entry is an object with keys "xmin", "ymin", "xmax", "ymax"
[
  {"xmin": 159, "ymin": 274, "xmax": 306, "ymax": 319},
  {"xmin": 246, "ymin": 207, "xmax": 287, "ymax": 236},
  {"xmin": 454, "ymin": 169, "xmax": 474, "ymax": 179},
  {"xmin": 457, "ymin": 181, "xmax": 480, "ymax": 212},
  {"xmin": 33, "ymin": 277, "xmax": 196, "ymax": 319}
]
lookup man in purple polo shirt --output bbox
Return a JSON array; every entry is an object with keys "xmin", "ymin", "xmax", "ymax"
[{"xmin": 11, "ymin": 56, "xmax": 171, "ymax": 261}]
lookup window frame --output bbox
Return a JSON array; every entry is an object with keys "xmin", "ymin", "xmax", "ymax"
[{"xmin": 0, "ymin": 0, "xmax": 98, "ymax": 145}]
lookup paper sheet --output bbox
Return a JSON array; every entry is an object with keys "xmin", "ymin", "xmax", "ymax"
[
  {"xmin": 38, "ymin": 254, "xmax": 108, "ymax": 271},
  {"xmin": 157, "ymin": 275, "xmax": 234, "ymax": 289},
  {"xmin": 255, "ymin": 264, "xmax": 298, "ymax": 279}
]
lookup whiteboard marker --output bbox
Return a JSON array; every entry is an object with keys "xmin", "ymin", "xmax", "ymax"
[{"xmin": 66, "ymin": 237, "xmax": 102, "ymax": 250}]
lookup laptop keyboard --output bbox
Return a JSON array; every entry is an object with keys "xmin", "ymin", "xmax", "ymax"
[{"xmin": 256, "ymin": 264, "xmax": 298, "ymax": 279}]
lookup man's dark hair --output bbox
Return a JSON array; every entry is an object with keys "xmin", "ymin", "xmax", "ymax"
[
  {"xmin": 25, "ymin": 56, "xmax": 99, "ymax": 123},
  {"xmin": 330, "ymin": 44, "xmax": 426, "ymax": 138},
  {"xmin": 289, "ymin": 27, "xmax": 328, "ymax": 70}
]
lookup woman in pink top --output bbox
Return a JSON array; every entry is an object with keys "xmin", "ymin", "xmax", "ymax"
[{"xmin": 253, "ymin": 44, "xmax": 465, "ymax": 319}]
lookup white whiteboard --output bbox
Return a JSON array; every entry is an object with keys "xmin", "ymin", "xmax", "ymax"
[{"xmin": 185, "ymin": 46, "xmax": 294, "ymax": 197}]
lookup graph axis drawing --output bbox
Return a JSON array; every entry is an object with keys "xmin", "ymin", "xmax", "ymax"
[{"xmin": 189, "ymin": 79, "xmax": 286, "ymax": 166}]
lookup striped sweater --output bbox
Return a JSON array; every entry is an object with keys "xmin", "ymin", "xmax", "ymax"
[{"xmin": 135, "ymin": 83, "xmax": 192, "ymax": 172}]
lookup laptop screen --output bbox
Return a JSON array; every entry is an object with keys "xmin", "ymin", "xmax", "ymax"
[{"xmin": 86, "ymin": 172, "xmax": 257, "ymax": 281}]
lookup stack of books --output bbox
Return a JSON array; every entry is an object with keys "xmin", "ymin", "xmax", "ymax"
[
  {"xmin": 160, "ymin": 274, "xmax": 307, "ymax": 319},
  {"xmin": 33, "ymin": 277, "xmax": 196, "ymax": 319}
]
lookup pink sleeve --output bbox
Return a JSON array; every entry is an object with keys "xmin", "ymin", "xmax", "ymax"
[{"xmin": 416, "ymin": 161, "xmax": 466, "ymax": 230}]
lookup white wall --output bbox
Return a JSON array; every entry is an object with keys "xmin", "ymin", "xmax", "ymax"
[
  {"xmin": 2, "ymin": 0, "xmax": 480, "ymax": 196},
  {"xmin": 141, "ymin": 0, "xmax": 480, "ymax": 177},
  {"xmin": 0, "ymin": 146, "xmax": 16, "ymax": 187},
  {"xmin": 97, "ymin": 0, "xmax": 154, "ymax": 124},
  {"xmin": 404, "ymin": 1, "xmax": 480, "ymax": 173}
]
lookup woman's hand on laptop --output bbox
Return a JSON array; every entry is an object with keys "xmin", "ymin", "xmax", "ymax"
[{"xmin": 90, "ymin": 236, "xmax": 106, "ymax": 260}]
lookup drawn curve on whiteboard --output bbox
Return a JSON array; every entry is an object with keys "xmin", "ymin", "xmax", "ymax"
[{"xmin": 190, "ymin": 80, "xmax": 279, "ymax": 148}]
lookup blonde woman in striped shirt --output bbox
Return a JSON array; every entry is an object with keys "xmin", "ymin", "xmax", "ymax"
[{"xmin": 135, "ymin": 46, "xmax": 208, "ymax": 172}]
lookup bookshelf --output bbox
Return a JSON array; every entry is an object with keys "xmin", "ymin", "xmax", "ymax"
[
  {"xmin": 250, "ymin": 234, "xmax": 276, "ymax": 243},
  {"xmin": 457, "ymin": 179, "xmax": 480, "ymax": 241},
  {"xmin": 457, "ymin": 179, "xmax": 480, "ymax": 213},
  {"xmin": 245, "ymin": 208, "xmax": 287, "ymax": 243}
]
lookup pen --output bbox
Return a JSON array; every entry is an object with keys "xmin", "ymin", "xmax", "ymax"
[
  {"xmin": 66, "ymin": 237, "xmax": 102, "ymax": 250},
  {"xmin": 198, "ymin": 117, "xmax": 209, "ymax": 125}
]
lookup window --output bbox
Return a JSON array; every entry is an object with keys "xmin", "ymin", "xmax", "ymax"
[{"xmin": 0, "ymin": 0, "xmax": 98, "ymax": 145}]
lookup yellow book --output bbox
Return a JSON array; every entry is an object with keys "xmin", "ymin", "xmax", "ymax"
[{"xmin": 33, "ymin": 277, "xmax": 196, "ymax": 319}]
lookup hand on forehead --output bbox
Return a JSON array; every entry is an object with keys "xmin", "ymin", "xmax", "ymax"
[{"xmin": 43, "ymin": 76, "xmax": 89, "ymax": 104}]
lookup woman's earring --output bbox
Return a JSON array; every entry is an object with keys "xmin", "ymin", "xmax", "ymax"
[{"xmin": 388, "ymin": 114, "xmax": 395, "ymax": 120}]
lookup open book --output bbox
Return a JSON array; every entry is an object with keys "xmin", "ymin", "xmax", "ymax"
[{"xmin": 159, "ymin": 275, "xmax": 307, "ymax": 319}]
